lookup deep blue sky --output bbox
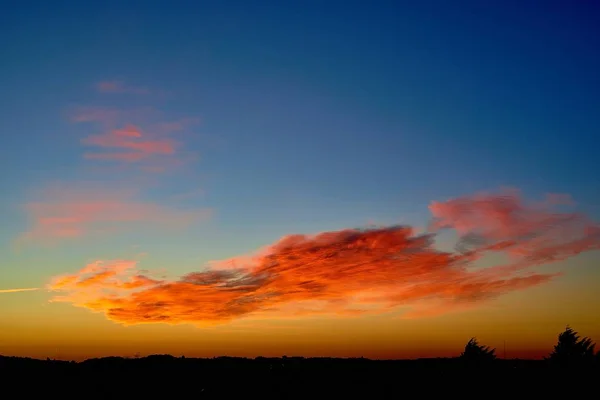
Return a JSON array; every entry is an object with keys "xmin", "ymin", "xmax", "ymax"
[{"xmin": 1, "ymin": 0, "xmax": 599, "ymax": 271}]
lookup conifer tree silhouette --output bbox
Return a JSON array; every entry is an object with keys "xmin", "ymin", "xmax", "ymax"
[
  {"xmin": 460, "ymin": 337, "xmax": 496, "ymax": 363},
  {"xmin": 546, "ymin": 325, "xmax": 596, "ymax": 367}
]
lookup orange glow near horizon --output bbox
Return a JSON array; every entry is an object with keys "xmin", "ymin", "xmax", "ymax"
[
  {"xmin": 1, "ymin": 189, "xmax": 598, "ymax": 362},
  {"xmin": 1, "ymin": 293, "xmax": 598, "ymax": 362}
]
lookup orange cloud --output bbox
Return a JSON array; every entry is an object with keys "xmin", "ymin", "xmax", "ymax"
[
  {"xmin": 47, "ymin": 190, "xmax": 600, "ymax": 326},
  {"xmin": 95, "ymin": 80, "xmax": 150, "ymax": 95},
  {"xmin": 16, "ymin": 186, "xmax": 211, "ymax": 247}
]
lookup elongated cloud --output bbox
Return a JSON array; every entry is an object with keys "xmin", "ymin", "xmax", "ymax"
[
  {"xmin": 47, "ymin": 190, "xmax": 600, "ymax": 326},
  {"xmin": 17, "ymin": 186, "xmax": 211, "ymax": 247},
  {"xmin": 0, "ymin": 288, "xmax": 39, "ymax": 294}
]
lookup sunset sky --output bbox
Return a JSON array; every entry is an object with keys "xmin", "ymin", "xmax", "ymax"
[{"xmin": 1, "ymin": 1, "xmax": 599, "ymax": 361}]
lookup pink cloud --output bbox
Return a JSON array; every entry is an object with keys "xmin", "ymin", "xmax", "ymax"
[
  {"xmin": 67, "ymin": 107, "xmax": 199, "ymax": 173},
  {"xmin": 428, "ymin": 189, "xmax": 600, "ymax": 273},
  {"xmin": 47, "ymin": 189, "xmax": 600, "ymax": 326},
  {"xmin": 81, "ymin": 124, "xmax": 177, "ymax": 163},
  {"xmin": 66, "ymin": 99, "xmax": 200, "ymax": 173},
  {"xmin": 16, "ymin": 186, "xmax": 211, "ymax": 247}
]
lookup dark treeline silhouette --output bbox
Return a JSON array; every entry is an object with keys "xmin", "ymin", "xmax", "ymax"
[{"xmin": 1, "ymin": 326, "xmax": 598, "ymax": 396}]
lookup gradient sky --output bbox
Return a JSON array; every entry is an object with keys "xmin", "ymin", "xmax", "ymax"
[{"xmin": 1, "ymin": 0, "xmax": 599, "ymax": 361}]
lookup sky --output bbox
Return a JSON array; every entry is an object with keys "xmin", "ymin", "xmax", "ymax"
[{"xmin": 1, "ymin": 0, "xmax": 599, "ymax": 361}]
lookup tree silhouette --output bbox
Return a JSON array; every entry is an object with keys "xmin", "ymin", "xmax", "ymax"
[
  {"xmin": 546, "ymin": 325, "xmax": 596, "ymax": 368},
  {"xmin": 460, "ymin": 337, "xmax": 496, "ymax": 364}
]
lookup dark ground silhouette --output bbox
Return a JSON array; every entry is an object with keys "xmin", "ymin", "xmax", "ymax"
[{"xmin": 1, "ymin": 326, "xmax": 598, "ymax": 397}]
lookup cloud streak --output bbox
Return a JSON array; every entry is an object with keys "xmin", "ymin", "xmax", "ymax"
[
  {"xmin": 95, "ymin": 80, "xmax": 150, "ymax": 95},
  {"xmin": 16, "ymin": 185, "xmax": 211, "ymax": 247},
  {"xmin": 47, "ymin": 189, "xmax": 600, "ymax": 326},
  {"xmin": 0, "ymin": 288, "xmax": 39, "ymax": 294}
]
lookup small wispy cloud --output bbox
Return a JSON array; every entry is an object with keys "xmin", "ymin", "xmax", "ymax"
[
  {"xmin": 95, "ymin": 80, "xmax": 150, "ymax": 95},
  {"xmin": 67, "ymin": 104, "xmax": 199, "ymax": 174},
  {"xmin": 81, "ymin": 124, "xmax": 177, "ymax": 163},
  {"xmin": 0, "ymin": 288, "xmax": 39, "ymax": 294}
]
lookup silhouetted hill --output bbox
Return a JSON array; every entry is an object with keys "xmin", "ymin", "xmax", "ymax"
[{"xmin": 1, "ymin": 353, "xmax": 597, "ymax": 397}]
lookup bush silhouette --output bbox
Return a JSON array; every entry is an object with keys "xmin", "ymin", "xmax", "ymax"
[
  {"xmin": 460, "ymin": 337, "xmax": 496, "ymax": 364},
  {"xmin": 546, "ymin": 325, "xmax": 596, "ymax": 367}
]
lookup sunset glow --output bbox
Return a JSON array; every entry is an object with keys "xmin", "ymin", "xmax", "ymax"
[{"xmin": 1, "ymin": 1, "xmax": 599, "ymax": 362}]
